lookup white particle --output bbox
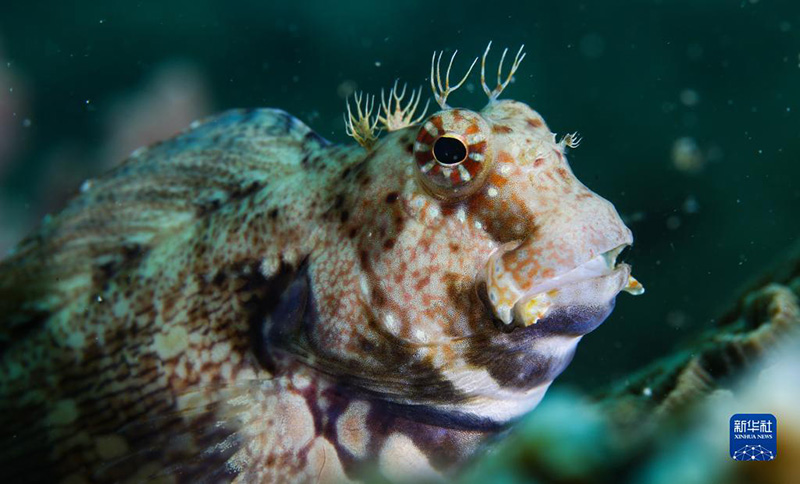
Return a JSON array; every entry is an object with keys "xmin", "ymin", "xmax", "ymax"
[
  {"xmin": 374, "ymin": 61, "xmax": 382, "ymax": 67},
  {"xmin": 456, "ymin": 207, "xmax": 467, "ymax": 223},
  {"xmin": 500, "ymin": 164, "xmax": 511, "ymax": 175},
  {"xmin": 384, "ymin": 313, "xmax": 398, "ymax": 334},
  {"xmin": 466, "ymin": 133, "xmax": 485, "ymax": 144},
  {"xmin": 642, "ymin": 387, "xmax": 652, "ymax": 397},
  {"xmin": 359, "ymin": 274, "xmax": 370, "ymax": 299},
  {"xmin": 22, "ymin": 118, "xmax": 31, "ymax": 128},
  {"xmin": 666, "ymin": 214, "xmax": 681, "ymax": 229},
  {"xmin": 80, "ymin": 180, "xmax": 93, "ymax": 193},
  {"xmin": 682, "ymin": 196, "xmax": 699, "ymax": 214},
  {"xmin": 428, "ymin": 205, "xmax": 440, "ymax": 218},
  {"xmin": 474, "ymin": 220, "xmax": 483, "ymax": 230},
  {"xmin": 487, "ymin": 187, "xmax": 499, "ymax": 198},
  {"xmin": 679, "ymin": 88, "xmax": 700, "ymax": 107},
  {"xmin": 413, "ymin": 328, "xmax": 429, "ymax": 343}
]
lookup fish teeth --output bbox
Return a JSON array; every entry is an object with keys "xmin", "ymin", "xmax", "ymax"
[{"xmin": 515, "ymin": 293, "xmax": 554, "ymax": 326}]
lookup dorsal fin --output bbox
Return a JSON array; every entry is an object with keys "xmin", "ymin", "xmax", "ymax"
[{"xmin": 0, "ymin": 108, "xmax": 329, "ymax": 338}]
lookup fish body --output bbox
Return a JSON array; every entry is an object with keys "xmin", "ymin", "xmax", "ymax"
[{"xmin": 0, "ymin": 47, "xmax": 640, "ymax": 483}]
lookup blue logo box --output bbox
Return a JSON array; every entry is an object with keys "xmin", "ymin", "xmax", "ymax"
[{"xmin": 730, "ymin": 413, "xmax": 776, "ymax": 461}]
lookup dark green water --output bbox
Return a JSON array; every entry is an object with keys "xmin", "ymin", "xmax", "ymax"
[{"xmin": 0, "ymin": 0, "xmax": 798, "ymax": 390}]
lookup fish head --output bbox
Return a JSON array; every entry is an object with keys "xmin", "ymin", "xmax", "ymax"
[
  {"xmin": 276, "ymin": 99, "xmax": 642, "ymax": 428},
  {"xmin": 402, "ymin": 99, "xmax": 642, "ymax": 331}
]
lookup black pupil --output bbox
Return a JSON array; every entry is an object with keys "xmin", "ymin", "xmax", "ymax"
[{"xmin": 433, "ymin": 136, "xmax": 467, "ymax": 165}]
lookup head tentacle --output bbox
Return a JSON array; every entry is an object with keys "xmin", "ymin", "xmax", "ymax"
[
  {"xmin": 559, "ymin": 131, "xmax": 583, "ymax": 149},
  {"xmin": 430, "ymin": 49, "xmax": 478, "ymax": 110},
  {"xmin": 378, "ymin": 80, "xmax": 430, "ymax": 132},
  {"xmin": 344, "ymin": 91, "xmax": 380, "ymax": 150},
  {"xmin": 481, "ymin": 41, "xmax": 526, "ymax": 102}
]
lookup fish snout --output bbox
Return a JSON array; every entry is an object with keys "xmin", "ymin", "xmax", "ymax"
[{"xmin": 484, "ymin": 200, "xmax": 642, "ymax": 331}]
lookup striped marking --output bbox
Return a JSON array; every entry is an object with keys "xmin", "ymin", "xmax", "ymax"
[
  {"xmin": 424, "ymin": 121, "xmax": 440, "ymax": 138},
  {"xmin": 458, "ymin": 165, "xmax": 472, "ymax": 182}
]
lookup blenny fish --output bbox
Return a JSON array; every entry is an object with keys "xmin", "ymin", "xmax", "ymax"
[{"xmin": 0, "ymin": 43, "xmax": 643, "ymax": 483}]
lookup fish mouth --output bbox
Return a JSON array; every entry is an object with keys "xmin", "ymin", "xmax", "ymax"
[{"xmin": 486, "ymin": 244, "xmax": 644, "ymax": 329}]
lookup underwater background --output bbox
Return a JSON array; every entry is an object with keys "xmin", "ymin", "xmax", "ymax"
[{"xmin": 0, "ymin": 0, "xmax": 798, "ymax": 396}]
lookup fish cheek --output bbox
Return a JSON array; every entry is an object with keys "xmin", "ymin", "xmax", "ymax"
[{"xmin": 457, "ymin": 182, "xmax": 539, "ymax": 245}]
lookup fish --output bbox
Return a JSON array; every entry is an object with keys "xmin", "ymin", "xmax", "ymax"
[{"xmin": 0, "ymin": 43, "xmax": 643, "ymax": 483}]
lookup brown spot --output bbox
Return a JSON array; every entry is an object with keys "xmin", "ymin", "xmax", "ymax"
[
  {"xmin": 469, "ymin": 140, "xmax": 487, "ymax": 153},
  {"xmin": 488, "ymin": 172, "xmax": 508, "ymax": 188},
  {"xmin": 414, "ymin": 275, "xmax": 431, "ymax": 291},
  {"xmin": 527, "ymin": 118, "xmax": 543, "ymax": 128},
  {"xmin": 496, "ymin": 150, "xmax": 514, "ymax": 165},
  {"xmin": 229, "ymin": 181, "xmax": 262, "ymax": 200},
  {"xmin": 197, "ymin": 198, "xmax": 222, "ymax": 215},
  {"xmin": 492, "ymin": 124, "xmax": 512, "ymax": 134},
  {"xmin": 430, "ymin": 114, "xmax": 445, "ymax": 132},
  {"xmin": 449, "ymin": 243, "xmax": 460, "ymax": 253},
  {"xmin": 333, "ymin": 194, "xmax": 345, "ymax": 210},
  {"xmin": 385, "ymin": 192, "xmax": 399, "ymax": 204},
  {"xmin": 466, "ymin": 191, "xmax": 489, "ymax": 215},
  {"xmin": 383, "ymin": 238, "xmax": 395, "ymax": 250},
  {"xmin": 348, "ymin": 228, "xmax": 358, "ymax": 239},
  {"xmin": 372, "ymin": 289, "xmax": 386, "ymax": 307},
  {"xmin": 556, "ymin": 167, "xmax": 569, "ymax": 181},
  {"xmin": 404, "ymin": 143, "xmax": 413, "ymax": 154},
  {"xmin": 340, "ymin": 210, "xmax": 350, "ymax": 223},
  {"xmin": 533, "ymin": 158, "xmax": 544, "ymax": 168},
  {"xmin": 268, "ymin": 208, "xmax": 279, "ymax": 219},
  {"xmin": 465, "ymin": 123, "xmax": 480, "ymax": 135}
]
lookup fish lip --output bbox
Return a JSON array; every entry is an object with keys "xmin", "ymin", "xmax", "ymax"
[
  {"xmin": 486, "ymin": 244, "xmax": 635, "ymax": 327},
  {"xmin": 522, "ymin": 244, "xmax": 629, "ymax": 295}
]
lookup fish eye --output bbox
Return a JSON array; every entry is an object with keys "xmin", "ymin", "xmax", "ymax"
[
  {"xmin": 414, "ymin": 109, "xmax": 493, "ymax": 198},
  {"xmin": 433, "ymin": 135, "xmax": 468, "ymax": 165}
]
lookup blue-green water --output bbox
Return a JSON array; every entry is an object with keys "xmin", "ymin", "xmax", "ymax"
[{"xmin": 0, "ymin": 0, "xmax": 798, "ymax": 392}]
